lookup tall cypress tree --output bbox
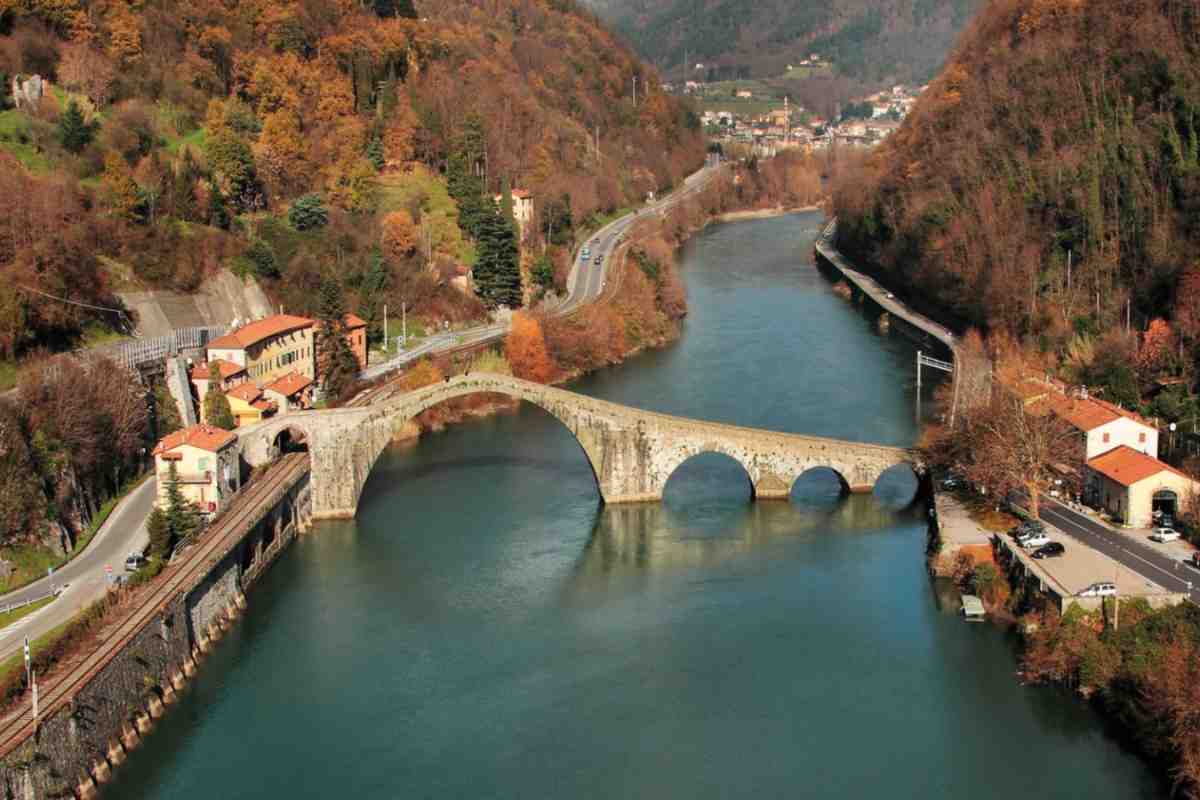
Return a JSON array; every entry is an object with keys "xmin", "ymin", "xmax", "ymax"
[{"xmin": 203, "ymin": 363, "xmax": 235, "ymax": 430}]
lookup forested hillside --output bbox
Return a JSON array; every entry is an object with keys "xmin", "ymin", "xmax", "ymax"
[
  {"xmin": 0, "ymin": 0, "xmax": 704, "ymax": 359},
  {"xmin": 835, "ymin": 0, "xmax": 1200, "ymax": 401},
  {"xmin": 585, "ymin": 0, "xmax": 981, "ymax": 85},
  {"xmin": 0, "ymin": 0, "xmax": 704, "ymax": 560}
]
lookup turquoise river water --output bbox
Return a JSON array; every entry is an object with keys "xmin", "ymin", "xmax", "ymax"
[{"xmin": 108, "ymin": 211, "xmax": 1166, "ymax": 798}]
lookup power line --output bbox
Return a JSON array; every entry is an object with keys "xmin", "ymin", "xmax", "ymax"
[{"xmin": 15, "ymin": 284, "xmax": 127, "ymax": 315}]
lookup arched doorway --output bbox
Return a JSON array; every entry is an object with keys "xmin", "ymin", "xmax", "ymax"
[{"xmin": 1153, "ymin": 489, "xmax": 1178, "ymax": 526}]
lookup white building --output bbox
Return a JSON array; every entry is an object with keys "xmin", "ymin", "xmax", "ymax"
[{"xmin": 1047, "ymin": 394, "xmax": 1159, "ymax": 460}]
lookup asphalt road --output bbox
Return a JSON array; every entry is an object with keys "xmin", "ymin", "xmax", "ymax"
[
  {"xmin": 1038, "ymin": 496, "xmax": 1200, "ymax": 603},
  {"xmin": 361, "ymin": 158, "xmax": 723, "ymax": 381},
  {"xmin": 0, "ymin": 477, "xmax": 155, "ymax": 660}
]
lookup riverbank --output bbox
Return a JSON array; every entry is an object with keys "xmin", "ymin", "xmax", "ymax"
[{"xmin": 715, "ymin": 205, "xmax": 820, "ymax": 223}]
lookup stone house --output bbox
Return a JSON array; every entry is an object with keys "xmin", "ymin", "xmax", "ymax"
[
  {"xmin": 1086, "ymin": 446, "xmax": 1197, "ymax": 528},
  {"xmin": 151, "ymin": 424, "xmax": 240, "ymax": 517},
  {"xmin": 493, "ymin": 189, "xmax": 534, "ymax": 239}
]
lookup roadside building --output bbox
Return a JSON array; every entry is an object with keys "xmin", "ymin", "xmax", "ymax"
[
  {"xmin": 190, "ymin": 359, "xmax": 247, "ymax": 406},
  {"xmin": 151, "ymin": 424, "xmax": 240, "ymax": 517},
  {"xmin": 263, "ymin": 371, "xmax": 313, "ymax": 414},
  {"xmin": 343, "ymin": 313, "xmax": 368, "ymax": 371},
  {"xmin": 1047, "ymin": 393, "xmax": 1158, "ymax": 460},
  {"xmin": 1086, "ymin": 446, "xmax": 1197, "ymax": 527},
  {"xmin": 225, "ymin": 382, "xmax": 278, "ymax": 428},
  {"xmin": 207, "ymin": 314, "xmax": 316, "ymax": 384}
]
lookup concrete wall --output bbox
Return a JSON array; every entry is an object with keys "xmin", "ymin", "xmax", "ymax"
[
  {"xmin": 0, "ymin": 474, "xmax": 311, "ymax": 798},
  {"xmin": 118, "ymin": 271, "xmax": 273, "ymax": 341}
]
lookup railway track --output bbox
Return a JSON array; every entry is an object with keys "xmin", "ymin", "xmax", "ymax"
[{"xmin": 0, "ymin": 454, "xmax": 309, "ymax": 759}]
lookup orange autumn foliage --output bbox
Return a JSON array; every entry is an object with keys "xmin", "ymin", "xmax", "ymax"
[{"xmin": 505, "ymin": 312, "xmax": 554, "ymax": 384}]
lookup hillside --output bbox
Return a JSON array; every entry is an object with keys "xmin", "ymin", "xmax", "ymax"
[
  {"xmin": 0, "ymin": 0, "xmax": 705, "ymax": 359},
  {"xmin": 834, "ymin": 0, "xmax": 1200, "ymax": 363},
  {"xmin": 585, "ymin": 0, "xmax": 982, "ymax": 85}
]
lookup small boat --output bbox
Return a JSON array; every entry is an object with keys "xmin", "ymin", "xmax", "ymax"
[{"xmin": 960, "ymin": 594, "xmax": 986, "ymax": 621}]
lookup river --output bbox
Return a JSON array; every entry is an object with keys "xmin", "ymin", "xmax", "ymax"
[{"xmin": 108, "ymin": 211, "xmax": 1165, "ymax": 798}]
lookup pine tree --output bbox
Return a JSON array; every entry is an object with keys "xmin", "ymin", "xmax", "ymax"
[
  {"xmin": 500, "ymin": 174, "xmax": 515, "ymax": 227},
  {"xmin": 163, "ymin": 461, "xmax": 200, "ymax": 553},
  {"xmin": 365, "ymin": 137, "xmax": 385, "ymax": 171},
  {"xmin": 395, "ymin": 0, "xmax": 418, "ymax": 18},
  {"xmin": 58, "ymin": 100, "xmax": 94, "ymax": 153},
  {"xmin": 203, "ymin": 364, "xmax": 236, "ymax": 430},
  {"xmin": 358, "ymin": 252, "xmax": 391, "ymax": 347},
  {"xmin": 146, "ymin": 507, "xmax": 171, "ymax": 561},
  {"xmin": 171, "ymin": 150, "xmax": 201, "ymax": 222},
  {"xmin": 207, "ymin": 178, "xmax": 230, "ymax": 229},
  {"xmin": 316, "ymin": 278, "xmax": 360, "ymax": 400},
  {"xmin": 474, "ymin": 206, "xmax": 522, "ymax": 308}
]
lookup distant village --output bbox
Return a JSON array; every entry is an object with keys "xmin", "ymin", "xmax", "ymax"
[{"xmin": 664, "ymin": 63, "xmax": 927, "ymax": 155}]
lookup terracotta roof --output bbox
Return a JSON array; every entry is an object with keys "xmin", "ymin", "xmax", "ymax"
[
  {"xmin": 251, "ymin": 399, "xmax": 277, "ymax": 412},
  {"xmin": 1087, "ymin": 446, "xmax": 1190, "ymax": 488},
  {"xmin": 189, "ymin": 359, "xmax": 245, "ymax": 381},
  {"xmin": 208, "ymin": 314, "xmax": 314, "ymax": 351},
  {"xmin": 264, "ymin": 371, "xmax": 312, "ymax": 397},
  {"xmin": 227, "ymin": 383, "xmax": 263, "ymax": 403},
  {"xmin": 343, "ymin": 313, "xmax": 366, "ymax": 330},
  {"xmin": 1089, "ymin": 397, "xmax": 1155, "ymax": 428},
  {"xmin": 152, "ymin": 424, "xmax": 236, "ymax": 455},
  {"xmin": 1046, "ymin": 394, "xmax": 1121, "ymax": 432}
]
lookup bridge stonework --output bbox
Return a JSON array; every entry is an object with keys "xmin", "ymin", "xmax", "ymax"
[{"xmin": 238, "ymin": 374, "xmax": 918, "ymax": 518}]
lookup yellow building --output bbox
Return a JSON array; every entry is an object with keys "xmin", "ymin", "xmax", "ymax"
[
  {"xmin": 225, "ymin": 383, "xmax": 278, "ymax": 428},
  {"xmin": 151, "ymin": 424, "xmax": 241, "ymax": 517},
  {"xmin": 1087, "ymin": 446, "xmax": 1197, "ymax": 528},
  {"xmin": 208, "ymin": 314, "xmax": 316, "ymax": 385}
]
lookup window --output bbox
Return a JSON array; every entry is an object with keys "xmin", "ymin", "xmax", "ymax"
[
  {"xmin": 1139, "ymin": 432, "xmax": 1146, "ymax": 443},
  {"xmin": 1102, "ymin": 433, "xmax": 1110, "ymax": 443}
]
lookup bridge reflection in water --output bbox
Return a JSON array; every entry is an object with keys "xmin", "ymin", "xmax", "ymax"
[{"xmin": 566, "ymin": 453, "xmax": 921, "ymax": 587}]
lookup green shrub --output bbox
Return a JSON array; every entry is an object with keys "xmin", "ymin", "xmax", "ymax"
[{"xmin": 288, "ymin": 193, "xmax": 328, "ymax": 231}]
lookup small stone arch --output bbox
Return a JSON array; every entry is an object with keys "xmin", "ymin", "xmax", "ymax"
[
  {"xmin": 660, "ymin": 448, "xmax": 756, "ymax": 503},
  {"xmin": 873, "ymin": 462, "xmax": 921, "ymax": 509},
  {"xmin": 790, "ymin": 466, "xmax": 850, "ymax": 508}
]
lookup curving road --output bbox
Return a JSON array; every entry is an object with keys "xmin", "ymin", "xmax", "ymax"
[
  {"xmin": 360, "ymin": 157, "xmax": 723, "ymax": 382},
  {"xmin": 0, "ymin": 478, "xmax": 155, "ymax": 661}
]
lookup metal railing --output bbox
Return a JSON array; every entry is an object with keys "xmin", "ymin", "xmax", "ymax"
[{"xmin": 105, "ymin": 326, "xmax": 226, "ymax": 370}]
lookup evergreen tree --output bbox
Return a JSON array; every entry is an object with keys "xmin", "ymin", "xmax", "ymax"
[
  {"xmin": 171, "ymin": 150, "xmax": 201, "ymax": 221},
  {"xmin": 146, "ymin": 507, "xmax": 171, "ymax": 561},
  {"xmin": 58, "ymin": 100, "xmax": 94, "ymax": 154},
  {"xmin": 289, "ymin": 193, "xmax": 329, "ymax": 230},
  {"xmin": 474, "ymin": 206, "xmax": 522, "ymax": 308},
  {"xmin": 316, "ymin": 278, "xmax": 360, "ymax": 400},
  {"xmin": 447, "ymin": 152, "xmax": 487, "ymax": 239},
  {"xmin": 162, "ymin": 461, "xmax": 200, "ymax": 554},
  {"xmin": 372, "ymin": 0, "xmax": 416, "ymax": 18},
  {"xmin": 358, "ymin": 252, "xmax": 391, "ymax": 347},
  {"xmin": 206, "ymin": 178, "xmax": 230, "ymax": 229},
  {"xmin": 365, "ymin": 137, "xmax": 385, "ymax": 171},
  {"xmin": 395, "ymin": 0, "xmax": 418, "ymax": 18},
  {"xmin": 203, "ymin": 364, "xmax": 236, "ymax": 430},
  {"xmin": 500, "ymin": 175, "xmax": 515, "ymax": 227}
]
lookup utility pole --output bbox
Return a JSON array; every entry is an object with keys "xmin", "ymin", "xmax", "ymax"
[
  {"xmin": 402, "ymin": 302, "xmax": 407, "ymax": 349},
  {"xmin": 633, "ymin": 75, "xmax": 638, "ymax": 106},
  {"xmin": 383, "ymin": 304, "xmax": 388, "ymax": 352}
]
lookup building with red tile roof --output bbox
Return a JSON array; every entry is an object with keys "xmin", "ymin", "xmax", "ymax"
[
  {"xmin": 263, "ymin": 371, "xmax": 314, "ymax": 413},
  {"xmin": 189, "ymin": 359, "xmax": 248, "ymax": 406},
  {"xmin": 1086, "ymin": 446, "xmax": 1196, "ymax": 528},
  {"xmin": 342, "ymin": 313, "xmax": 368, "ymax": 371},
  {"xmin": 207, "ymin": 314, "xmax": 316, "ymax": 385},
  {"xmin": 152, "ymin": 424, "xmax": 240, "ymax": 516}
]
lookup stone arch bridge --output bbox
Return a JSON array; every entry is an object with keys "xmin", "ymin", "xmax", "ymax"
[{"xmin": 238, "ymin": 373, "xmax": 920, "ymax": 519}]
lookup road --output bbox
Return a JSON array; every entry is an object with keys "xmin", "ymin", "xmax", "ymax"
[
  {"xmin": 1038, "ymin": 496, "xmax": 1200, "ymax": 604},
  {"xmin": 360, "ymin": 157, "xmax": 723, "ymax": 382},
  {"xmin": 0, "ymin": 478, "xmax": 155, "ymax": 661}
]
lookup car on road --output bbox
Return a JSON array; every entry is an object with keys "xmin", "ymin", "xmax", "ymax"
[
  {"xmin": 53, "ymin": 582, "xmax": 70, "ymax": 596},
  {"xmin": 1184, "ymin": 552, "xmax": 1200, "ymax": 570},
  {"xmin": 1151, "ymin": 527, "xmax": 1181, "ymax": 543},
  {"xmin": 1032, "ymin": 542, "xmax": 1065, "ymax": 559},
  {"xmin": 885, "ymin": 292, "xmax": 894, "ymax": 299},
  {"xmin": 1079, "ymin": 581, "xmax": 1117, "ymax": 598},
  {"xmin": 1021, "ymin": 533, "xmax": 1051, "ymax": 549},
  {"xmin": 593, "ymin": 255, "xmax": 602, "ymax": 265}
]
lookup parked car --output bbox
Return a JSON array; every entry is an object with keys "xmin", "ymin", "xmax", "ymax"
[
  {"xmin": 1032, "ymin": 542, "xmax": 1065, "ymax": 559},
  {"xmin": 940, "ymin": 476, "xmax": 963, "ymax": 490},
  {"xmin": 1151, "ymin": 527, "xmax": 1181, "ymax": 543},
  {"xmin": 1013, "ymin": 519, "xmax": 1046, "ymax": 535},
  {"xmin": 1079, "ymin": 582, "xmax": 1118, "ymax": 598},
  {"xmin": 594, "ymin": 255, "xmax": 603, "ymax": 265},
  {"xmin": 1021, "ymin": 533, "xmax": 1051, "ymax": 549},
  {"xmin": 124, "ymin": 552, "xmax": 147, "ymax": 571}
]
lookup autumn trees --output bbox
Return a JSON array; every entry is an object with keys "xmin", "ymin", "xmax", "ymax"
[{"xmin": 505, "ymin": 312, "xmax": 554, "ymax": 383}]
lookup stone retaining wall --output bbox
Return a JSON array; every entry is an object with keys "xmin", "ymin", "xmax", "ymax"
[{"xmin": 1, "ymin": 472, "xmax": 310, "ymax": 799}]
